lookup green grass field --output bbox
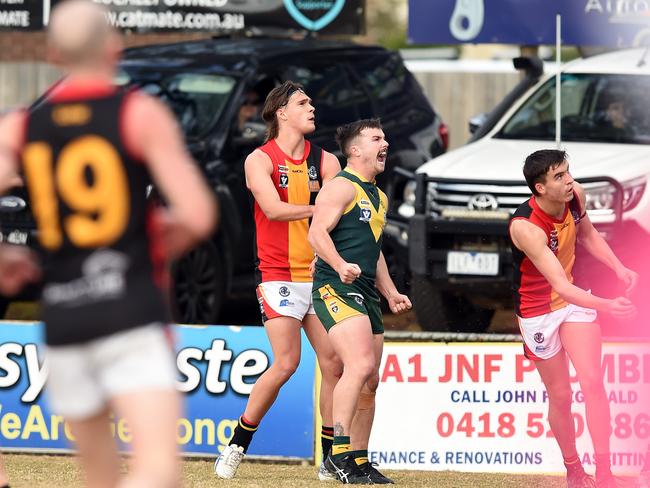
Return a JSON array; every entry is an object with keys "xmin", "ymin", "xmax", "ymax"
[{"xmin": 1, "ymin": 453, "xmax": 577, "ymax": 487}]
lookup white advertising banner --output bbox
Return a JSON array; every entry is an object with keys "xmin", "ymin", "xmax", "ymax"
[{"xmin": 369, "ymin": 342, "xmax": 649, "ymax": 474}]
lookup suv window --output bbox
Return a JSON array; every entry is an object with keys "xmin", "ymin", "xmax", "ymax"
[
  {"xmin": 498, "ymin": 73, "xmax": 650, "ymax": 144},
  {"xmin": 354, "ymin": 52, "xmax": 411, "ymax": 117},
  {"xmin": 120, "ymin": 71, "xmax": 237, "ymax": 139},
  {"xmin": 281, "ymin": 62, "xmax": 368, "ymax": 130}
]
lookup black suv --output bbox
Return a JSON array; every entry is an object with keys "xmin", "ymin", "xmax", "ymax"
[{"xmin": 0, "ymin": 35, "xmax": 448, "ymax": 324}]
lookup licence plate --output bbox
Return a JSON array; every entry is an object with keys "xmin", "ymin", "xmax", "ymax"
[
  {"xmin": 447, "ymin": 251, "xmax": 499, "ymax": 276},
  {"xmin": 0, "ymin": 229, "xmax": 28, "ymax": 245}
]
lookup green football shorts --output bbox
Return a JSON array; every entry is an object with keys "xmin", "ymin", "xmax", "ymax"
[{"xmin": 312, "ymin": 282, "xmax": 384, "ymax": 335}]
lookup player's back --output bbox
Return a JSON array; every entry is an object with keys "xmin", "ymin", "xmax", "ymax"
[{"xmin": 21, "ymin": 83, "xmax": 168, "ymax": 345}]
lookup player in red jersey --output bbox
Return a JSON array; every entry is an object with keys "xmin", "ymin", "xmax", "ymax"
[
  {"xmin": 510, "ymin": 150, "xmax": 638, "ymax": 488},
  {"xmin": 215, "ymin": 81, "xmax": 343, "ymax": 480}
]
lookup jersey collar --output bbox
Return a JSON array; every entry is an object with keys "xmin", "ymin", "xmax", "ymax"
[{"xmin": 344, "ymin": 166, "xmax": 375, "ymax": 184}]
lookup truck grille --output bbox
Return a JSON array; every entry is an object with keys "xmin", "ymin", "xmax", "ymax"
[{"xmin": 427, "ymin": 181, "xmax": 530, "ymax": 218}]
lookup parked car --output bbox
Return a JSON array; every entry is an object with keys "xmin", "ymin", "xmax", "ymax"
[
  {"xmin": 0, "ymin": 34, "xmax": 448, "ymax": 323},
  {"xmin": 397, "ymin": 48, "xmax": 650, "ymax": 333}
]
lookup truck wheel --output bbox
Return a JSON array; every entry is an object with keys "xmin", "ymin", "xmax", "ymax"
[
  {"xmin": 171, "ymin": 240, "xmax": 225, "ymax": 325},
  {"xmin": 411, "ymin": 275, "xmax": 493, "ymax": 333}
]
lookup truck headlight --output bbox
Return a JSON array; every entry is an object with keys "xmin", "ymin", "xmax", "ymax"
[
  {"xmin": 403, "ymin": 180, "xmax": 417, "ymax": 205},
  {"xmin": 584, "ymin": 183, "xmax": 615, "ymax": 212},
  {"xmin": 398, "ymin": 180, "xmax": 417, "ymax": 218},
  {"xmin": 622, "ymin": 176, "xmax": 646, "ymax": 211},
  {"xmin": 583, "ymin": 177, "xmax": 646, "ymax": 217}
]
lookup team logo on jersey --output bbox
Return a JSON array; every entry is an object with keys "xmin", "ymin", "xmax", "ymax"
[
  {"xmin": 308, "ymin": 166, "xmax": 318, "ymax": 180},
  {"xmin": 533, "ymin": 332, "xmax": 544, "ymax": 344},
  {"xmin": 348, "ymin": 293, "xmax": 364, "ymax": 306},
  {"xmin": 330, "ymin": 303, "xmax": 339, "ymax": 314},
  {"xmin": 549, "ymin": 230, "xmax": 558, "ymax": 253},
  {"xmin": 279, "ymin": 286, "xmax": 290, "ymax": 297},
  {"xmin": 359, "ymin": 208, "xmax": 372, "ymax": 222},
  {"xmin": 279, "ymin": 173, "xmax": 289, "ymax": 189}
]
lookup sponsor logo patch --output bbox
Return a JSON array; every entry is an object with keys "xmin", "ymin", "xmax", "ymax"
[
  {"xmin": 279, "ymin": 299, "xmax": 294, "ymax": 307},
  {"xmin": 308, "ymin": 179, "xmax": 321, "ymax": 192},
  {"xmin": 278, "ymin": 165, "xmax": 289, "ymax": 173},
  {"xmin": 535, "ymin": 345, "xmax": 548, "ymax": 353},
  {"xmin": 549, "ymin": 230, "xmax": 558, "ymax": 253},
  {"xmin": 330, "ymin": 303, "xmax": 339, "ymax": 314},
  {"xmin": 279, "ymin": 173, "xmax": 289, "ymax": 189}
]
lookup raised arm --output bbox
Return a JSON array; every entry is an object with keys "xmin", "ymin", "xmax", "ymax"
[
  {"xmin": 510, "ymin": 218, "xmax": 636, "ymax": 319},
  {"xmin": 244, "ymin": 149, "xmax": 313, "ymax": 221},
  {"xmin": 308, "ymin": 177, "xmax": 359, "ymax": 284},
  {"xmin": 573, "ymin": 183, "xmax": 638, "ymax": 295}
]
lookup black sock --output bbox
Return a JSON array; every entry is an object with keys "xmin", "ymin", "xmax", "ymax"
[
  {"xmin": 321, "ymin": 426, "xmax": 334, "ymax": 458},
  {"xmin": 228, "ymin": 415, "xmax": 259, "ymax": 453},
  {"xmin": 595, "ymin": 452, "xmax": 612, "ymax": 478}
]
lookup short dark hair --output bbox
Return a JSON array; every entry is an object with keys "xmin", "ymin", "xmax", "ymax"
[
  {"xmin": 523, "ymin": 149, "xmax": 568, "ymax": 195},
  {"xmin": 335, "ymin": 118, "xmax": 383, "ymax": 158},
  {"xmin": 261, "ymin": 80, "xmax": 304, "ymax": 141}
]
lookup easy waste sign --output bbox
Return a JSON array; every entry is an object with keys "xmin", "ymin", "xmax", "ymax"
[{"xmin": 409, "ymin": 0, "xmax": 650, "ymax": 47}]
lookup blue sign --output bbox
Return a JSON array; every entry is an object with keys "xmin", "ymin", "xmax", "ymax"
[
  {"xmin": 409, "ymin": 0, "xmax": 650, "ymax": 47},
  {"xmin": 0, "ymin": 323, "xmax": 316, "ymax": 459}
]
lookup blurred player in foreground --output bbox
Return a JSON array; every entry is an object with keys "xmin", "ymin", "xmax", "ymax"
[{"xmin": 0, "ymin": 1, "xmax": 216, "ymax": 486}]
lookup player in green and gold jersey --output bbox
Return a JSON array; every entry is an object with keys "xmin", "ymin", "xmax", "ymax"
[{"xmin": 309, "ymin": 119, "xmax": 411, "ymax": 484}]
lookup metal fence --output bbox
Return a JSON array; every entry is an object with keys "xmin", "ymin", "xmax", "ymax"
[{"xmin": 0, "ymin": 62, "xmax": 61, "ymax": 111}]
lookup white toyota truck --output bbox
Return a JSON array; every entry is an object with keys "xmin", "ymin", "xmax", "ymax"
[{"xmin": 396, "ymin": 48, "xmax": 650, "ymax": 333}]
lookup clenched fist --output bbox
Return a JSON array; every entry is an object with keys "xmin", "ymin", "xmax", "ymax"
[
  {"xmin": 387, "ymin": 292, "xmax": 412, "ymax": 315},
  {"xmin": 337, "ymin": 262, "xmax": 361, "ymax": 284}
]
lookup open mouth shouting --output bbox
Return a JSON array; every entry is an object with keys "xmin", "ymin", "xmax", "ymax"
[{"xmin": 377, "ymin": 148, "xmax": 388, "ymax": 164}]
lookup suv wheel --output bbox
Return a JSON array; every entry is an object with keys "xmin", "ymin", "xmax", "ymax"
[
  {"xmin": 411, "ymin": 275, "xmax": 493, "ymax": 333},
  {"xmin": 171, "ymin": 240, "xmax": 225, "ymax": 324}
]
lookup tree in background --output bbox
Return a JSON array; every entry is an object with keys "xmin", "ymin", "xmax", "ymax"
[{"xmin": 364, "ymin": 0, "xmax": 408, "ymax": 50}]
